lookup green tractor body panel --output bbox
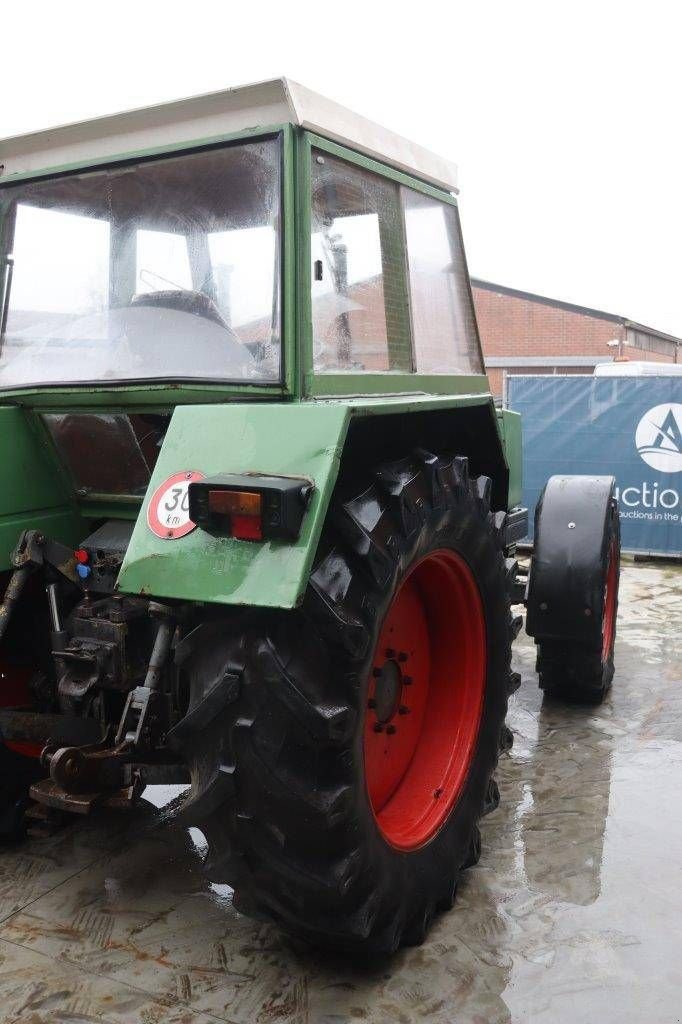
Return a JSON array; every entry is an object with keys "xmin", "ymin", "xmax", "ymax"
[
  {"xmin": 497, "ymin": 408, "xmax": 523, "ymax": 508},
  {"xmin": 0, "ymin": 406, "xmax": 81, "ymax": 569},
  {"xmin": 117, "ymin": 402, "xmax": 348, "ymax": 608},
  {"xmin": 118, "ymin": 392, "xmax": 506, "ymax": 608}
]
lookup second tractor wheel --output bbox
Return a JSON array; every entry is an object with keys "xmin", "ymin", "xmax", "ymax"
[
  {"xmin": 174, "ymin": 452, "xmax": 520, "ymax": 953},
  {"xmin": 532, "ymin": 485, "xmax": 621, "ymax": 704}
]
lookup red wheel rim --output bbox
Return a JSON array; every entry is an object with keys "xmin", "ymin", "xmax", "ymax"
[
  {"xmin": 363, "ymin": 549, "xmax": 487, "ymax": 851},
  {"xmin": 602, "ymin": 540, "xmax": 618, "ymax": 662}
]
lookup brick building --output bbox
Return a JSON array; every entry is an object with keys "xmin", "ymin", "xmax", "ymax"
[{"xmin": 472, "ymin": 278, "xmax": 681, "ymax": 399}]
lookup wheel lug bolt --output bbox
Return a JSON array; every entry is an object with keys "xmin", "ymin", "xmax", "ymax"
[
  {"xmin": 402, "ymin": 675, "xmax": 413, "ymax": 686},
  {"xmin": 398, "ymin": 705, "xmax": 410, "ymax": 715},
  {"xmin": 385, "ymin": 648, "xmax": 396, "ymax": 659},
  {"xmin": 367, "ymin": 698, "xmax": 377, "ymax": 709},
  {"xmin": 386, "ymin": 725, "xmax": 397, "ymax": 735},
  {"xmin": 398, "ymin": 651, "xmax": 408, "ymax": 662},
  {"xmin": 373, "ymin": 723, "xmax": 384, "ymax": 733}
]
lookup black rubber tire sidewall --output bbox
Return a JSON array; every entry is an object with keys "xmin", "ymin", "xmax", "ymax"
[{"xmin": 537, "ymin": 498, "xmax": 620, "ymax": 702}]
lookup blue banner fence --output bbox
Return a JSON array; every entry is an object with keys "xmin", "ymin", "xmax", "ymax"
[{"xmin": 506, "ymin": 375, "xmax": 682, "ymax": 557}]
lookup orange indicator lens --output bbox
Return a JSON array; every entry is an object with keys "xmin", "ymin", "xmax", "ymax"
[{"xmin": 208, "ymin": 489, "xmax": 262, "ymax": 517}]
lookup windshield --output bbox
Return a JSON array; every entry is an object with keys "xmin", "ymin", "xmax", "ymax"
[{"xmin": 0, "ymin": 137, "xmax": 281, "ymax": 388}]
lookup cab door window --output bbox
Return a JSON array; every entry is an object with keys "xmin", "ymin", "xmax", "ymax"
[
  {"xmin": 311, "ymin": 152, "xmax": 412, "ymax": 373},
  {"xmin": 401, "ymin": 188, "xmax": 483, "ymax": 375}
]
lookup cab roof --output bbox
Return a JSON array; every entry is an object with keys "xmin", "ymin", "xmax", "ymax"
[{"xmin": 0, "ymin": 77, "xmax": 459, "ymax": 193}]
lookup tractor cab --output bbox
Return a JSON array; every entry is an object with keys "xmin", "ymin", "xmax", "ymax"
[{"xmin": 0, "ymin": 78, "xmax": 480, "ymax": 401}]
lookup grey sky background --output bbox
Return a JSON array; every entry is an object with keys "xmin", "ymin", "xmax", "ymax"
[{"xmin": 3, "ymin": 0, "xmax": 680, "ymax": 337}]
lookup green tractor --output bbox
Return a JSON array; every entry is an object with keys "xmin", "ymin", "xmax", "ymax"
[{"xmin": 0, "ymin": 80, "xmax": 620, "ymax": 953}]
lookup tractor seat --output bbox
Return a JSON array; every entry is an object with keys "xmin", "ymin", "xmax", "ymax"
[{"xmin": 130, "ymin": 289, "xmax": 228, "ymax": 329}]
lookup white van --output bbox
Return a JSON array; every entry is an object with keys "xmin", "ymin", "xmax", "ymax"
[{"xmin": 595, "ymin": 361, "xmax": 682, "ymax": 377}]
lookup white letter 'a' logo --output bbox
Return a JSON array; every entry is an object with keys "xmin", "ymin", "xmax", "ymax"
[{"xmin": 635, "ymin": 403, "xmax": 682, "ymax": 473}]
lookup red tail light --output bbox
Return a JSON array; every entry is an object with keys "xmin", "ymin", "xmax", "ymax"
[
  {"xmin": 188, "ymin": 474, "xmax": 313, "ymax": 542},
  {"xmin": 206, "ymin": 490, "xmax": 263, "ymax": 540},
  {"xmin": 231, "ymin": 515, "xmax": 263, "ymax": 541}
]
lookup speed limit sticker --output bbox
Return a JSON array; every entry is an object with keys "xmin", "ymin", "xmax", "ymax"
[{"xmin": 147, "ymin": 470, "xmax": 205, "ymax": 539}]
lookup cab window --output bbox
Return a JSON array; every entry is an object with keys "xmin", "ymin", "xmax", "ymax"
[
  {"xmin": 311, "ymin": 152, "xmax": 412, "ymax": 373},
  {"xmin": 0, "ymin": 137, "xmax": 282, "ymax": 388},
  {"xmin": 401, "ymin": 188, "xmax": 482, "ymax": 375}
]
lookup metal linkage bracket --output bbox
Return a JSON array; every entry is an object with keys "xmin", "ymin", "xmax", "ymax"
[
  {"xmin": 115, "ymin": 686, "xmax": 160, "ymax": 747},
  {"xmin": 0, "ymin": 530, "xmax": 82, "ymax": 647},
  {"xmin": 114, "ymin": 603, "xmax": 176, "ymax": 747},
  {"xmin": 11, "ymin": 529, "xmax": 80, "ymax": 585}
]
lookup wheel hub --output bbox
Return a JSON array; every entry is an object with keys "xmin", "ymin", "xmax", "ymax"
[{"xmin": 371, "ymin": 656, "xmax": 405, "ymax": 725}]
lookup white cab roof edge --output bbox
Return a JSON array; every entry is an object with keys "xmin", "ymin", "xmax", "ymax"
[{"xmin": 0, "ymin": 77, "xmax": 459, "ymax": 193}]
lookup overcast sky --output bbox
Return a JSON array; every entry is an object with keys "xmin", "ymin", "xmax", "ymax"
[{"xmin": 3, "ymin": 0, "xmax": 680, "ymax": 337}]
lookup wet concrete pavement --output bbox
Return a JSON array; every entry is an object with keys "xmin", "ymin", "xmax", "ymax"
[{"xmin": 0, "ymin": 561, "xmax": 680, "ymax": 1023}]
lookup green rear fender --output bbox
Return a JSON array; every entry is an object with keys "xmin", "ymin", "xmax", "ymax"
[{"xmin": 118, "ymin": 395, "xmax": 516, "ymax": 609}]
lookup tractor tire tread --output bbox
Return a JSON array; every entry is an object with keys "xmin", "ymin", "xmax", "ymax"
[{"xmin": 175, "ymin": 451, "xmax": 515, "ymax": 953}]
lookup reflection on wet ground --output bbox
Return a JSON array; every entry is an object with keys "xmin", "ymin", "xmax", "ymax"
[{"xmin": 0, "ymin": 562, "xmax": 679, "ymax": 1023}]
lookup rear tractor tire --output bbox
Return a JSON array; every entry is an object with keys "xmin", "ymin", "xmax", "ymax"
[{"xmin": 172, "ymin": 452, "xmax": 519, "ymax": 953}]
